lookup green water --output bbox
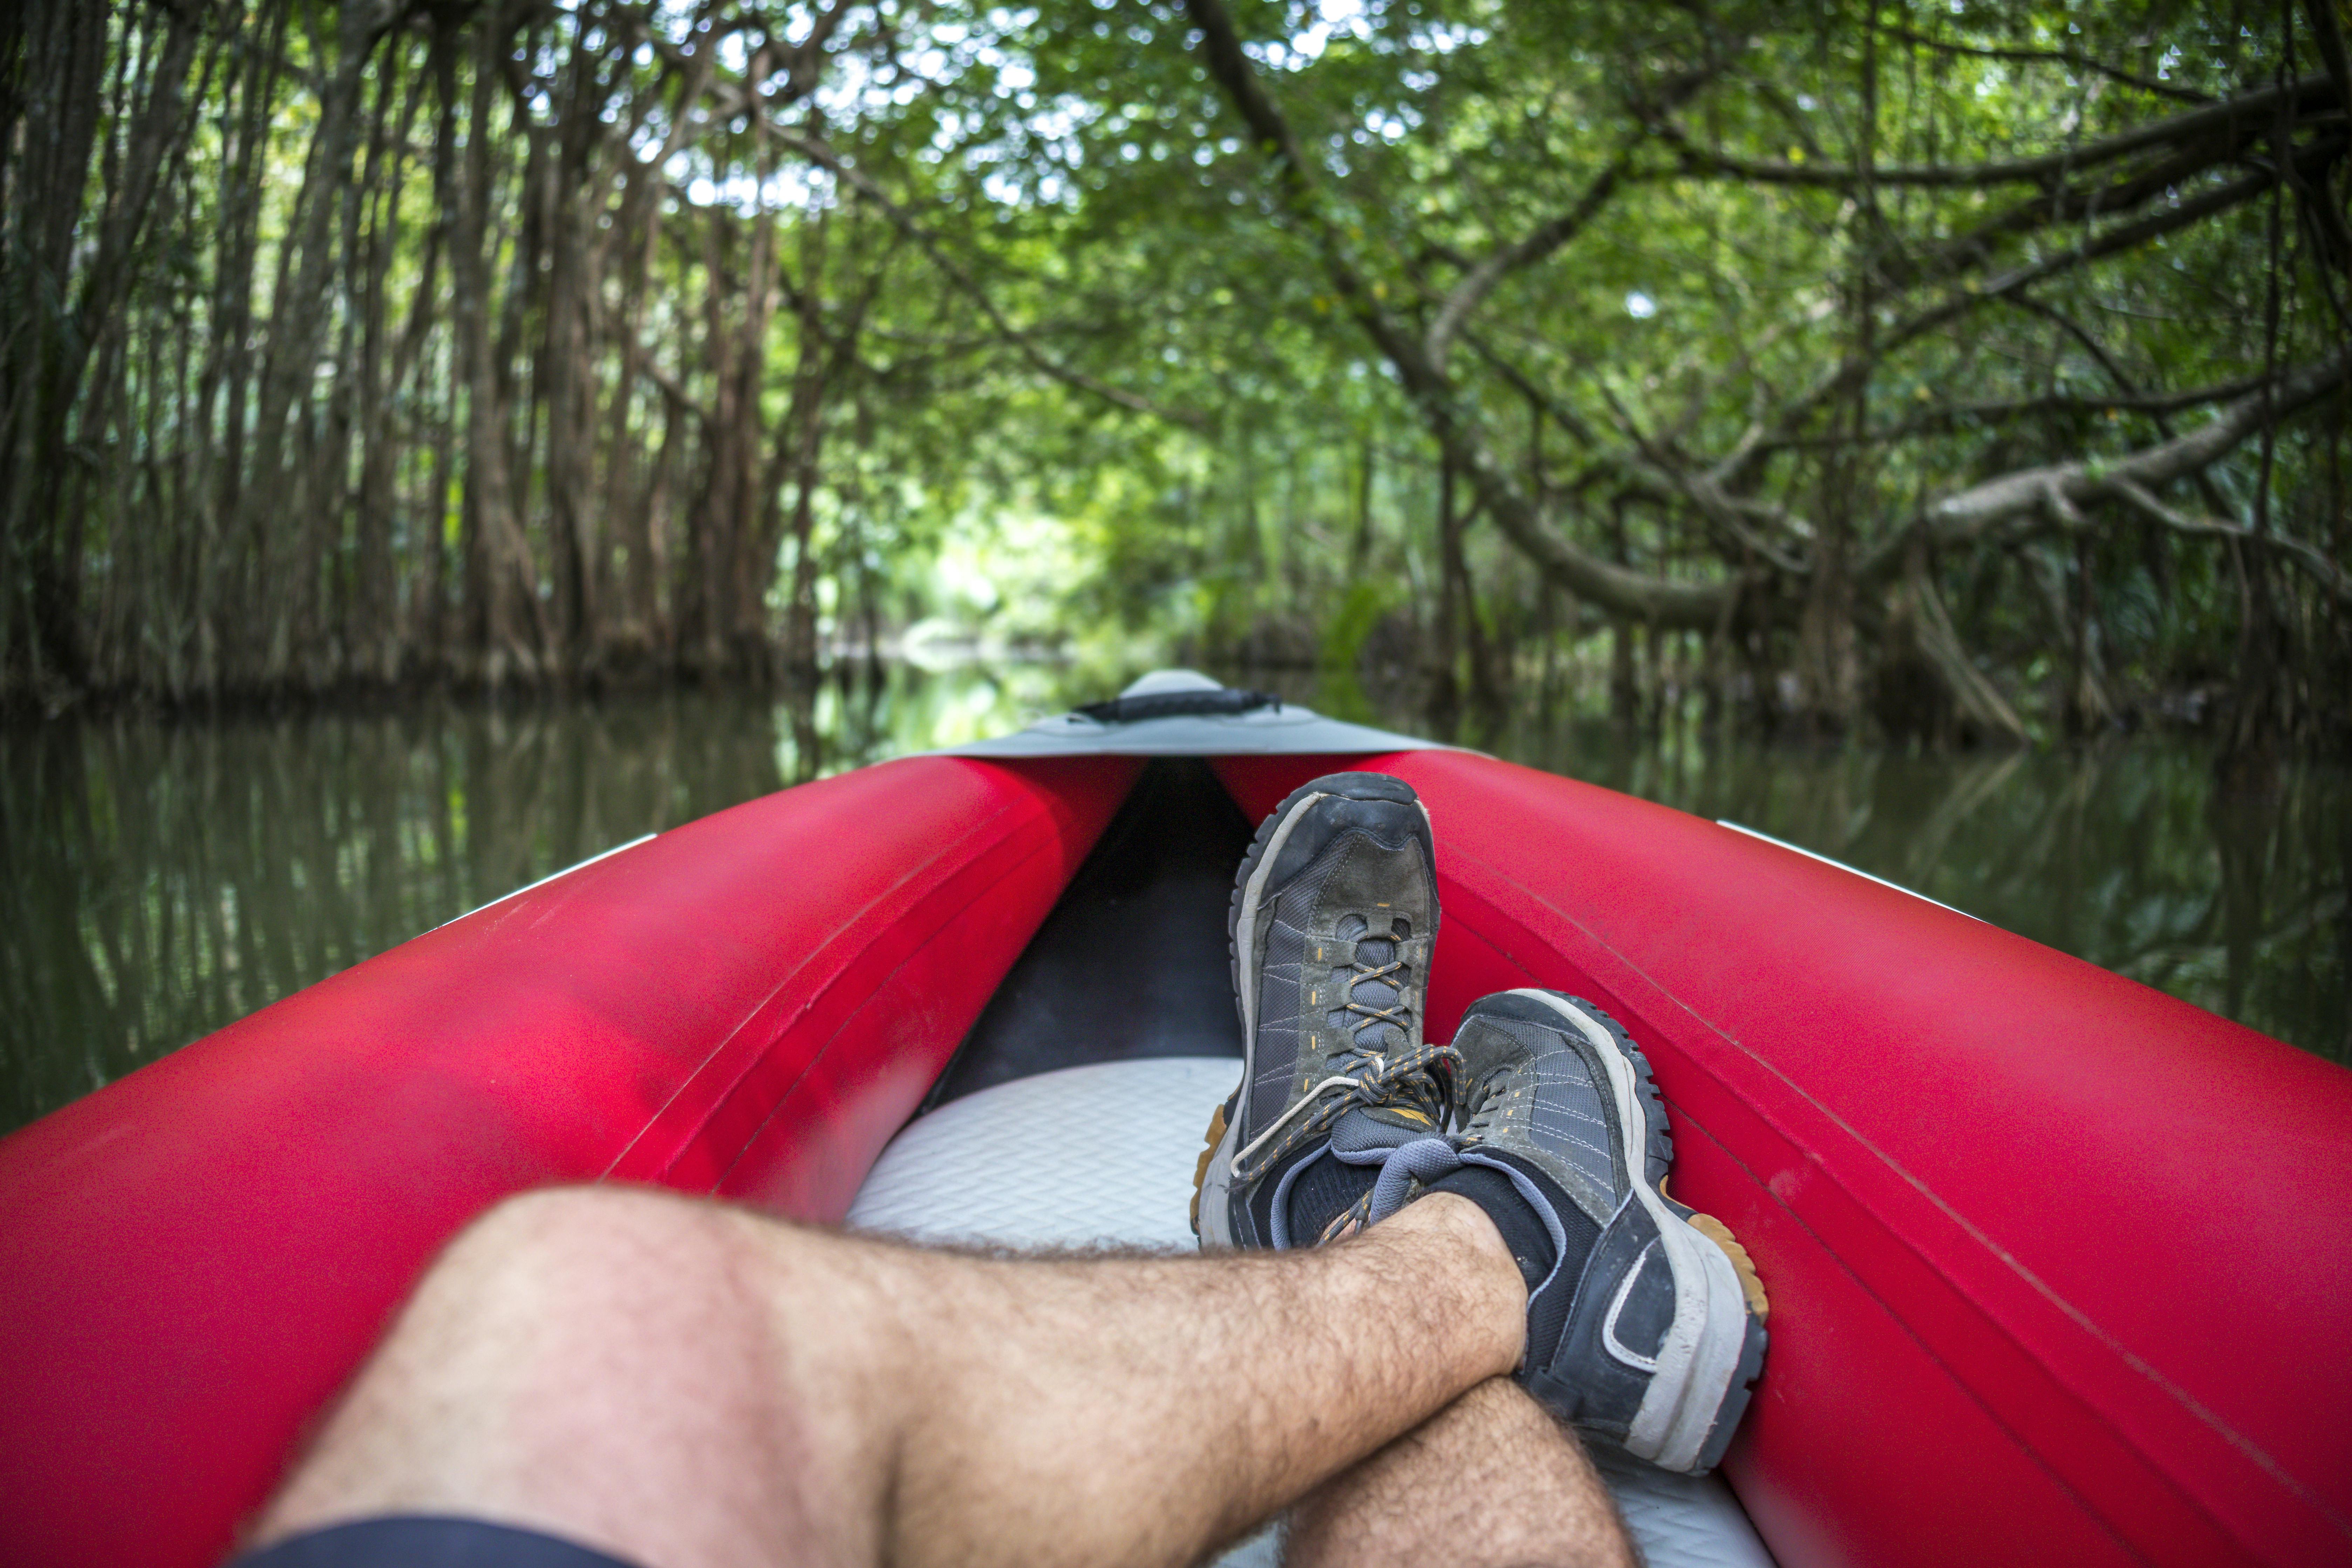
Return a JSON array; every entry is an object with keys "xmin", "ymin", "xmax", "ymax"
[{"xmin": 4, "ymin": 669, "xmax": 2344, "ymax": 1134}]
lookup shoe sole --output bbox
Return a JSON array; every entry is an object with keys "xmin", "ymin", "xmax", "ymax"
[
  {"xmin": 1480, "ymin": 988, "xmax": 1768, "ymax": 1474},
  {"xmin": 1195, "ymin": 773, "xmax": 1426, "ymax": 1248}
]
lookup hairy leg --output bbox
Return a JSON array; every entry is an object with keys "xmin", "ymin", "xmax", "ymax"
[
  {"xmin": 1284, "ymin": 1378, "xmax": 1636, "ymax": 1568},
  {"xmin": 252, "ymin": 1185, "xmax": 1524, "ymax": 1568}
]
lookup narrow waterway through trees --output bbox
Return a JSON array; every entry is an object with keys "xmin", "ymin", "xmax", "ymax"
[{"xmin": 4, "ymin": 673, "xmax": 2343, "ymax": 1134}]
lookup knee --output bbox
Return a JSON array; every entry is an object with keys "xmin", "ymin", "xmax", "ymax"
[
  {"xmin": 425, "ymin": 1184, "xmax": 752, "ymax": 1332},
  {"xmin": 458, "ymin": 1182, "xmax": 699, "ymax": 1253}
]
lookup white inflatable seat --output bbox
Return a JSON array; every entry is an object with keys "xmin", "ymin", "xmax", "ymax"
[{"xmin": 847, "ymin": 1057, "xmax": 1776, "ymax": 1568}]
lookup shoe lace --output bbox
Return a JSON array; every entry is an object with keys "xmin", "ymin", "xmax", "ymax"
[
  {"xmin": 1301, "ymin": 1063, "xmax": 1512, "ymax": 1247},
  {"xmin": 1459, "ymin": 1068, "xmax": 1507, "ymax": 1141},
  {"xmin": 1335, "ymin": 939, "xmax": 1415, "ymax": 1047},
  {"xmin": 1230, "ymin": 1039, "xmax": 1459, "ymax": 1190}
]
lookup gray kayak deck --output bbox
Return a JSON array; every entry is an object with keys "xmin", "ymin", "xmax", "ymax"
[{"xmin": 846, "ymin": 1057, "xmax": 1775, "ymax": 1568}]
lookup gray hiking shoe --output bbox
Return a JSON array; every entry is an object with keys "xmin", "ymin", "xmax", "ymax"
[
  {"xmin": 1191, "ymin": 772, "xmax": 1450, "ymax": 1249},
  {"xmin": 1451, "ymin": 989, "xmax": 1769, "ymax": 1474}
]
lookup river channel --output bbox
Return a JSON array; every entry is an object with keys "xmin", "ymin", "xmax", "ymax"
[{"xmin": 4, "ymin": 667, "xmax": 2344, "ymax": 1134}]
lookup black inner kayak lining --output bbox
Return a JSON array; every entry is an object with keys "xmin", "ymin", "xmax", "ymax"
[{"xmin": 919, "ymin": 757, "xmax": 1252, "ymax": 1110}]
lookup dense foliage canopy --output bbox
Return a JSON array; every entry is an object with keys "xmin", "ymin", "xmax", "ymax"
[{"xmin": 3, "ymin": 0, "xmax": 2347, "ymax": 748}]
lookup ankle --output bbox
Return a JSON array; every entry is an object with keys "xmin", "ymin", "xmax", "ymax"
[
  {"xmin": 1408, "ymin": 1190, "xmax": 1517, "ymax": 1273},
  {"xmin": 1377, "ymin": 1192, "xmax": 1529, "ymax": 1370}
]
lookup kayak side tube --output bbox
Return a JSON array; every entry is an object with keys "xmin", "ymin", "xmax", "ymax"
[
  {"xmin": 1218, "ymin": 751, "xmax": 2352, "ymax": 1568},
  {"xmin": 0, "ymin": 753, "xmax": 1137, "ymax": 1568}
]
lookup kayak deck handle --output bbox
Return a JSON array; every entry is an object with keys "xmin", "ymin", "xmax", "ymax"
[{"xmin": 1076, "ymin": 689, "xmax": 1282, "ymax": 724}]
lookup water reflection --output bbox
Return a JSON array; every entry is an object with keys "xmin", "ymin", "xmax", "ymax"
[
  {"xmin": 1, "ymin": 693, "xmax": 772, "ymax": 1131},
  {"xmin": 1, "ymin": 668, "xmax": 2344, "ymax": 1134},
  {"xmin": 1491, "ymin": 718, "xmax": 2347, "ymax": 1067}
]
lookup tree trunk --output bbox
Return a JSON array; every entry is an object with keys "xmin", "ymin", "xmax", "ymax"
[
  {"xmin": 1427, "ymin": 456, "xmax": 1463, "ymax": 733},
  {"xmin": 538, "ymin": 21, "xmax": 609, "ymax": 679},
  {"xmin": 605, "ymin": 160, "xmax": 667, "ymax": 666},
  {"xmin": 772, "ymin": 204, "xmax": 832, "ymax": 676},
  {"xmin": 352, "ymin": 48, "xmax": 416, "ymax": 684},
  {"xmin": 451, "ymin": 13, "xmax": 539, "ymax": 685},
  {"xmin": 234, "ymin": 0, "xmax": 387, "ymax": 683},
  {"xmin": 1, "ymin": 2, "xmax": 189, "ymax": 695},
  {"xmin": 1349, "ymin": 431, "xmax": 1377, "ymax": 574}
]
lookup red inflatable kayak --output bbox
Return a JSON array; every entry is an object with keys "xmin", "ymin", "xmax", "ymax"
[{"xmin": 2, "ymin": 674, "xmax": 2346, "ymax": 1568}]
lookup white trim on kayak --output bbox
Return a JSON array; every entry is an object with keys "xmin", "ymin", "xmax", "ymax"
[
  {"xmin": 442, "ymin": 832, "xmax": 659, "ymax": 929},
  {"xmin": 1714, "ymin": 820, "xmax": 1980, "ymax": 922}
]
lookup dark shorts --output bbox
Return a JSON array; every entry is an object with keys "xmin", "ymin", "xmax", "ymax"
[{"xmin": 231, "ymin": 1516, "xmax": 640, "ymax": 1568}]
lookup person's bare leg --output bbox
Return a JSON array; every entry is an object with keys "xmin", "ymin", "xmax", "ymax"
[
  {"xmin": 1284, "ymin": 1378, "xmax": 1636, "ymax": 1568},
  {"xmin": 251, "ymin": 1184, "xmax": 1525, "ymax": 1568}
]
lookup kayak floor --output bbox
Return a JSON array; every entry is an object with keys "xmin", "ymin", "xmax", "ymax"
[
  {"xmin": 923, "ymin": 758, "xmax": 1253, "ymax": 1110},
  {"xmin": 848, "ymin": 1057, "xmax": 1777, "ymax": 1568}
]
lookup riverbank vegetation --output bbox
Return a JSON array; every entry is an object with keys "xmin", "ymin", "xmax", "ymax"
[{"xmin": 4, "ymin": 0, "xmax": 2347, "ymax": 749}]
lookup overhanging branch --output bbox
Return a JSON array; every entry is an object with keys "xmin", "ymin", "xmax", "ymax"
[
  {"xmin": 770, "ymin": 129, "xmax": 1205, "ymax": 429},
  {"xmin": 1877, "ymin": 25, "xmax": 2214, "ymax": 105},
  {"xmin": 2109, "ymin": 479, "xmax": 2352, "ymax": 604},
  {"xmin": 1739, "ymin": 155, "xmax": 2321, "ymax": 472},
  {"xmin": 1184, "ymin": 0, "xmax": 1746, "ymax": 629},
  {"xmin": 1755, "ymin": 371, "xmax": 2282, "ymax": 449},
  {"xmin": 1426, "ymin": 150, "xmax": 1632, "ymax": 374},
  {"xmin": 1657, "ymin": 72, "xmax": 2335, "ymax": 189},
  {"xmin": 1863, "ymin": 348, "xmax": 2352, "ymax": 576}
]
